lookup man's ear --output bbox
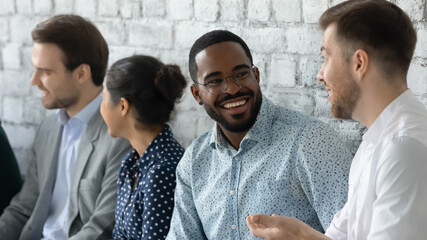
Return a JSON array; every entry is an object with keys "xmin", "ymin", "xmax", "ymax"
[
  {"xmin": 352, "ymin": 49, "xmax": 369, "ymax": 82},
  {"xmin": 190, "ymin": 84, "xmax": 203, "ymax": 105},
  {"xmin": 73, "ymin": 64, "xmax": 92, "ymax": 84},
  {"xmin": 253, "ymin": 66, "xmax": 260, "ymax": 84},
  {"xmin": 120, "ymin": 97, "xmax": 131, "ymax": 117}
]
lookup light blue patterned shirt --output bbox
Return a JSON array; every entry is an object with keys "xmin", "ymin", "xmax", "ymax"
[{"xmin": 167, "ymin": 97, "xmax": 353, "ymax": 240}]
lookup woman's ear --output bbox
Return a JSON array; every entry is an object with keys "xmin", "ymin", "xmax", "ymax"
[{"xmin": 120, "ymin": 97, "xmax": 130, "ymax": 117}]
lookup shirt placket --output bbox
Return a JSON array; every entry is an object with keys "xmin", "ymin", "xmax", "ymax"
[{"xmin": 229, "ymin": 150, "xmax": 242, "ymax": 239}]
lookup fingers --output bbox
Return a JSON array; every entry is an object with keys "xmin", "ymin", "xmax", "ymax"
[{"xmin": 246, "ymin": 215, "xmax": 267, "ymax": 238}]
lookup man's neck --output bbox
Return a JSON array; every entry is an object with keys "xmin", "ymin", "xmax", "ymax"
[
  {"xmin": 353, "ymin": 80, "xmax": 407, "ymax": 128},
  {"xmin": 65, "ymin": 87, "xmax": 102, "ymax": 118},
  {"xmin": 219, "ymin": 126, "xmax": 248, "ymax": 150}
]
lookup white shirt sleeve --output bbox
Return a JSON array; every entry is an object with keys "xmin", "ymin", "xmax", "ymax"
[
  {"xmin": 368, "ymin": 137, "xmax": 427, "ymax": 239},
  {"xmin": 325, "ymin": 202, "xmax": 348, "ymax": 240}
]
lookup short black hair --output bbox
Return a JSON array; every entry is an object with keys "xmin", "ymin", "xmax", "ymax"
[
  {"xmin": 107, "ymin": 55, "xmax": 187, "ymax": 125},
  {"xmin": 189, "ymin": 30, "xmax": 253, "ymax": 83}
]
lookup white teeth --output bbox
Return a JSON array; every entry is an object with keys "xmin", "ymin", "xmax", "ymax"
[{"xmin": 224, "ymin": 100, "xmax": 246, "ymax": 109}]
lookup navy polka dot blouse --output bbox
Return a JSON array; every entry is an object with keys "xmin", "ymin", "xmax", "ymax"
[{"xmin": 113, "ymin": 125, "xmax": 184, "ymax": 240}]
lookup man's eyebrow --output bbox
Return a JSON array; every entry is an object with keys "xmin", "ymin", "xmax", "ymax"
[
  {"xmin": 204, "ymin": 64, "xmax": 251, "ymax": 81},
  {"xmin": 34, "ymin": 67, "xmax": 53, "ymax": 72},
  {"xmin": 204, "ymin": 71, "xmax": 222, "ymax": 81},
  {"xmin": 232, "ymin": 64, "xmax": 250, "ymax": 72}
]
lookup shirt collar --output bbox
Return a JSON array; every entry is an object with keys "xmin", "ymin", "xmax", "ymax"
[
  {"xmin": 57, "ymin": 92, "xmax": 102, "ymax": 127},
  {"xmin": 209, "ymin": 95, "xmax": 273, "ymax": 149},
  {"xmin": 363, "ymin": 89, "xmax": 412, "ymax": 144},
  {"xmin": 134, "ymin": 125, "xmax": 173, "ymax": 170}
]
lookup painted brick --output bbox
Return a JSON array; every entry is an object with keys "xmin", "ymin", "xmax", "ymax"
[
  {"xmin": 269, "ymin": 57, "xmax": 296, "ymax": 88},
  {"xmin": 330, "ymin": 0, "xmax": 347, "ymax": 7},
  {"xmin": 313, "ymin": 90, "xmax": 332, "ymax": 118},
  {"xmin": 10, "ymin": 16, "xmax": 39, "ymax": 44},
  {"xmin": 241, "ymin": 28, "xmax": 286, "ymax": 53},
  {"xmin": 34, "ymin": 0, "xmax": 52, "ymax": 15},
  {"xmin": 269, "ymin": 90, "xmax": 315, "ymax": 115},
  {"xmin": 220, "ymin": 0, "xmax": 245, "ymax": 21},
  {"xmin": 54, "ymin": 0, "xmax": 74, "ymax": 14},
  {"xmin": 415, "ymin": 27, "xmax": 427, "ymax": 58},
  {"xmin": 0, "ymin": 18, "xmax": 9, "ymax": 43},
  {"xmin": 302, "ymin": 0, "xmax": 328, "ymax": 23},
  {"xmin": 0, "ymin": 0, "xmax": 15, "ymax": 15},
  {"xmin": 75, "ymin": 0, "xmax": 96, "ymax": 18},
  {"xmin": 395, "ymin": 0, "xmax": 424, "ymax": 21},
  {"xmin": 143, "ymin": 0, "xmax": 166, "ymax": 18},
  {"xmin": 174, "ymin": 22, "xmax": 217, "ymax": 49},
  {"xmin": 99, "ymin": 0, "xmax": 120, "ymax": 17},
  {"xmin": 23, "ymin": 97, "xmax": 47, "ymax": 124},
  {"xmin": 408, "ymin": 60, "xmax": 427, "ymax": 96},
  {"xmin": 17, "ymin": 0, "xmax": 32, "ymax": 15},
  {"xmin": 21, "ymin": 47, "xmax": 33, "ymax": 69},
  {"xmin": 167, "ymin": 0, "xmax": 192, "ymax": 20},
  {"xmin": 176, "ymin": 89, "xmax": 198, "ymax": 113},
  {"xmin": 299, "ymin": 56, "xmax": 323, "ymax": 87},
  {"xmin": 2, "ymin": 43, "xmax": 21, "ymax": 70},
  {"xmin": 248, "ymin": 0, "xmax": 270, "ymax": 22},
  {"xmin": 97, "ymin": 20, "xmax": 126, "ymax": 46},
  {"xmin": 3, "ymin": 96, "xmax": 24, "ymax": 123},
  {"xmin": 2, "ymin": 70, "xmax": 32, "ymax": 96},
  {"xmin": 128, "ymin": 21, "xmax": 173, "ymax": 49},
  {"xmin": 108, "ymin": 46, "xmax": 137, "ymax": 68},
  {"xmin": 2, "ymin": 123, "xmax": 37, "ymax": 149},
  {"xmin": 272, "ymin": 0, "xmax": 301, "ymax": 22},
  {"xmin": 195, "ymin": 0, "xmax": 218, "ymax": 22},
  {"xmin": 286, "ymin": 26, "xmax": 322, "ymax": 54},
  {"xmin": 120, "ymin": 0, "xmax": 140, "ymax": 18}
]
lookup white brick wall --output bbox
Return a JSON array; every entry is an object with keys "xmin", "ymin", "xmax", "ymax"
[{"xmin": 0, "ymin": 0, "xmax": 426, "ymax": 175}]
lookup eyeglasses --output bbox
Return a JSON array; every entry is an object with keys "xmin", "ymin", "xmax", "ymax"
[{"xmin": 195, "ymin": 66, "xmax": 257, "ymax": 95}]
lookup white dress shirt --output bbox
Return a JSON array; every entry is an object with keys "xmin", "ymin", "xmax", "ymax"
[
  {"xmin": 42, "ymin": 94, "xmax": 102, "ymax": 240},
  {"xmin": 326, "ymin": 89, "xmax": 427, "ymax": 240}
]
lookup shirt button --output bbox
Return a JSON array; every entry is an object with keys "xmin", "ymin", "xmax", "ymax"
[
  {"xmin": 230, "ymin": 190, "xmax": 235, "ymax": 195},
  {"xmin": 234, "ymin": 156, "xmax": 240, "ymax": 161},
  {"xmin": 231, "ymin": 224, "xmax": 237, "ymax": 229}
]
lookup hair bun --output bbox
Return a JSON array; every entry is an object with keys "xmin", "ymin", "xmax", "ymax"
[{"xmin": 154, "ymin": 64, "xmax": 187, "ymax": 103}]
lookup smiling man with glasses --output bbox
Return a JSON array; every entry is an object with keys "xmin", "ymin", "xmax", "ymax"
[{"xmin": 166, "ymin": 30, "xmax": 353, "ymax": 240}]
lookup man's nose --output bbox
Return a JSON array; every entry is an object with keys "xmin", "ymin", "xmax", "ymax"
[
  {"xmin": 30, "ymin": 71, "xmax": 40, "ymax": 86},
  {"xmin": 223, "ymin": 77, "xmax": 241, "ymax": 95},
  {"xmin": 316, "ymin": 70, "xmax": 324, "ymax": 82}
]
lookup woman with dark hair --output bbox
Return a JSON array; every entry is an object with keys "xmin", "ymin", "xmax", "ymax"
[{"xmin": 100, "ymin": 55, "xmax": 187, "ymax": 240}]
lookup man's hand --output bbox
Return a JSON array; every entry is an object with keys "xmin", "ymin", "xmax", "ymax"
[{"xmin": 246, "ymin": 214, "xmax": 331, "ymax": 240}]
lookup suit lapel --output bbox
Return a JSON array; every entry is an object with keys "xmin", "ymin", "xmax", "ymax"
[
  {"xmin": 21, "ymin": 121, "xmax": 63, "ymax": 240},
  {"xmin": 71, "ymin": 110, "xmax": 103, "ymax": 191}
]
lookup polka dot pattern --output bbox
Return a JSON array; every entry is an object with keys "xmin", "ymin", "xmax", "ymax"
[
  {"xmin": 167, "ymin": 97, "xmax": 353, "ymax": 240},
  {"xmin": 113, "ymin": 125, "xmax": 184, "ymax": 240}
]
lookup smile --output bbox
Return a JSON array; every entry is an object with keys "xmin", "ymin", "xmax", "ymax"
[{"xmin": 223, "ymin": 99, "xmax": 246, "ymax": 109}]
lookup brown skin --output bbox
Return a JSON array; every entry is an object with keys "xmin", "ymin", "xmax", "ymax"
[
  {"xmin": 191, "ymin": 41, "xmax": 261, "ymax": 149},
  {"xmin": 100, "ymin": 87, "xmax": 164, "ymax": 156}
]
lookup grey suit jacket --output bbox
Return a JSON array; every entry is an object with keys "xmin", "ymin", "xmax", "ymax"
[{"xmin": 0, "ymin": 109, "xmax": 131, "ymax": 240}]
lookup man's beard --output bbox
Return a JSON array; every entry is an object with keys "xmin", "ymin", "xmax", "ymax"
[
  {"xmin": 203, "ymin": 88, "xmax": 262, "ymax": 133},
  {"xmin": 331, "ymin": 77, "xmax": 361, "ymax": 119},
  {"xmin": 42, "ymin": 89, "xmax": 80, "ymax": 110}
]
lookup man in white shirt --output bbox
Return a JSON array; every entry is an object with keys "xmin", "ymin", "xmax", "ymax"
[{"xmin": 246, "ymin": 0, "xmax": 427, "ymax": 239}]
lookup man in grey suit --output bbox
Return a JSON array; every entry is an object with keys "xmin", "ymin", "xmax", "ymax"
[{"xmin": 0, "ymin": 15, "xmax": 130, "ymax": 239}]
